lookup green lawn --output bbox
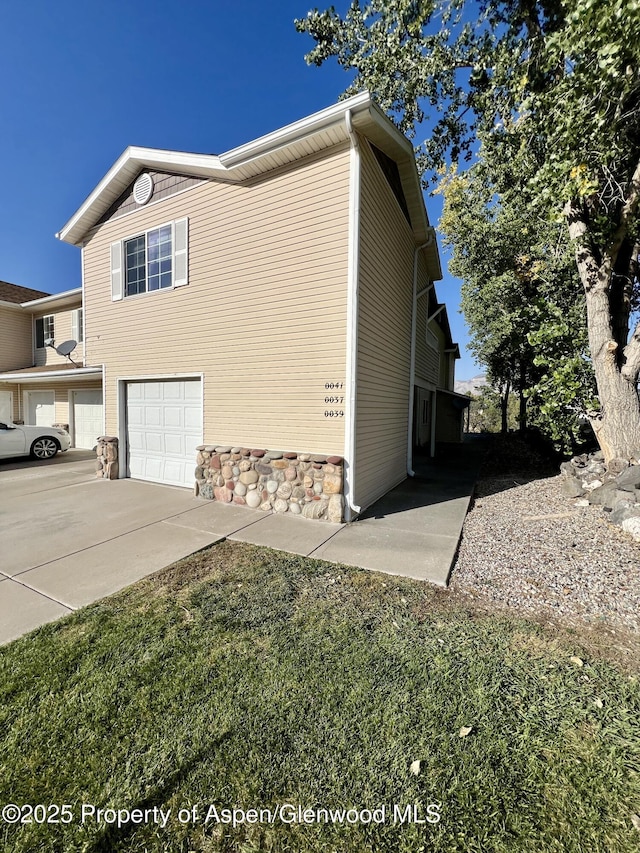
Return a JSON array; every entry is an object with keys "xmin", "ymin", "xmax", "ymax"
[{"xmin": 1, "ymin": 541, "xmax": 638, "ymax": 853}]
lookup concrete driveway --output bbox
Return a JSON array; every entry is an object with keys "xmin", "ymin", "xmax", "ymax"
[
  {"xmin": 1, "ymin": 440, "xmax": 485, "ymax": 645},
  {"xmin": 0, "ymin": 451, "xmax": 343, "ymax": 645}
]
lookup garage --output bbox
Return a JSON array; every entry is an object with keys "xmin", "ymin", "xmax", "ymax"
[
  {"xmin": 126, "ymin": 379, "xmax": 202, "ymax": 488},
  {"xmin": 26, "ymin": 391, "xmax": 55, "ymax": 426},
  {"xmin": 73, "ymin": 389, "xmax": 103, "ymax": 449}
]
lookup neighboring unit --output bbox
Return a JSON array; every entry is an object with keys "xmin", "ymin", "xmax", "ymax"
[
  {"xmin": 0, "ymin": 282, "xmax": 103, "ymax": 449},
  {"xmin": 56, "ymin": 91, "xmax": 467, "ymax": 521}
]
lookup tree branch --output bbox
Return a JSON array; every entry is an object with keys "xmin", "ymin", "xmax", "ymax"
[
  {"xmin": 622, "ymin": 319, "xmax": 640, "ymax": 384},
  {"xmin": 564, "ymin": 201, "xmax": 603, "ymax": 291},
  {"xmin": 605, "ymin": 156, "xmax": 640, "ymax": 270}
]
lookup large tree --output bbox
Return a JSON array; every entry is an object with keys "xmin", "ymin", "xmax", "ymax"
[
  {"xmin": 296, "ymin": 0, "xmax": 640, "ymax": 460},
  {"xmin": 439, "ymin": 163, "xmax": 595, "ymax": 449}
]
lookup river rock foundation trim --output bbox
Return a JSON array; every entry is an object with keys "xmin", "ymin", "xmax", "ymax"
[{"xmin": 195, "ymin": 446, "xmax": 344, "ymax": 523}]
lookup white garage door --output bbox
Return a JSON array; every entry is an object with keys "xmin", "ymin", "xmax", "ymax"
[
  {"xmin": 27, "ymin": 391, "xmax": 55, "ymax": 426},
  {"xmin": 73, "ymin": 390, "xmax": 103, "ymax": 449},
  {"xmin": 126, "ymin": 379, "xmax": 202, "ymax": 488},
  {"xmin": 0, "ymin": 390, "xmax": 12, "ymax": 423}
]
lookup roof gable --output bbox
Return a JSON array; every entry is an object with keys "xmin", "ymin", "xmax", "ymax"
[
  {"xmin": 97, "ymin": 169, "xmax": 204, "ymax": 228},
  {"xmin": 57, "ymin": 92, "xmax": 442, "ymax": 280}
]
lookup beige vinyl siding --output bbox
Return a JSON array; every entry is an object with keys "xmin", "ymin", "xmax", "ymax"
[
  {"xmin": 0, "ymin": 307, "xmax": 33, "ymax": 371},
  {"xmin": 83, "ymin": 146, "xmax": 351, "ymax": 454},
  {"xmin": 354, "ymin": 139, "xmax": 415, "ymax": 510},
  {"xmin": 434, "ymin": 323, "xmax": 448, "ymax": 388},
  {"xmin": 415, "ymin": 290, "xmax": 440, "ymax": 387},
  {"xmin": 34, "ymin": 304, "xmax": 83, "ymax": 367},
  {"xmin": 413, "ymin": 252, "xmax": 436, "ymax": 387}
]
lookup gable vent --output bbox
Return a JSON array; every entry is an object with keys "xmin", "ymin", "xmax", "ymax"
[{"xmin": 133, "ymin": 172, "xmax": 154, "ymax": 205}]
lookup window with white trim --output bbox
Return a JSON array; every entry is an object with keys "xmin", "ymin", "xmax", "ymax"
[
  {"xmin": 35, "ymin": 315, "xmax": 54, "ymax": 348},
  {"xmin": 110, "ymin": 217, "xmax": 188, "ymax": 301}
]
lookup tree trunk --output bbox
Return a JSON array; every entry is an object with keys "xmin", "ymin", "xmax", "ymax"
[
  {"xmin": 500, "ymin": 381, "xmax": 510, "ymax": 434},
  {"xmin": 584, "ymin": 284, "xmax": 640, "ymax": 461},
  {"xmin": 566, "ymin": 203, "xmax": 640, "ymax": 461},
  {"xmin": 518, "ymin": 359, "xmax": 527, "ymax": 431}
]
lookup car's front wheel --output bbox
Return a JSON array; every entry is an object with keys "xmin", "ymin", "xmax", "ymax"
[{"xmin": 30, "ymin": 437, "xmax": 60, "ymax": 460}]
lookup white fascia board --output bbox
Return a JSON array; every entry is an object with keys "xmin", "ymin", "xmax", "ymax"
[
  {"xmin": 0, "ymin": 367, "xmax": 102, "ymax": 383},
  {"xmin": 351, "ymin": 99, "xmax": 414, "ymax": 157},
  {"xmin": 0, "ymin": 300, "xmax": 27, "ymax": 311},
  {"xmin": 58, "ymin": 91, "xmax": 416, "ymax": 249},
  {"xmin": 57, "ymin": 148, "xmax": 227, "ymax": 246},
  {"xmin": 21, "ymin": 287, "xmax": 82, "ymax": 309},
  {"xmin": 220, "ymin": 91, "xmax": 373, "ymax": 167}
]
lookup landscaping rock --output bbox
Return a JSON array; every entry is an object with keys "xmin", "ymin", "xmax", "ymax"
[
  {"xmin": 615, "ymin": 465, "xmax": 640, "ymax": 489},
  {"xmin": 588, "ymin": 482, "xmax": 622, "ymax": 508},
  {"xmin": 610, "ymin": 502, "xmax": 640, "ymax": 526},
  {"xmin": 561, "ymin": 476, "xmax": 585, "ymax": 498},
  {"xmin": 622, "ymin": 516, "xmax": 640, "ymax": 542},
  {"xmin": 560, "ymin": 461, "xmax": 576, "ymax": 478},
  {"xmin": 608, "ymin": 457, "xmax": 630, "ymax": 474}
]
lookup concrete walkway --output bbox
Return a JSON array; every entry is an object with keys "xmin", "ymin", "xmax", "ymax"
[{"xmin": 0, "ymin": 439, "xmax": 486, "ymax": 645}]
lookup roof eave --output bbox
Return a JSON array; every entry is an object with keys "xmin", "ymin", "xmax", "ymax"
[
  {"xmin": 56, "ymin": 90, "xmax": 442, "ymax": 280},
  {"xmin": 0, "ymin": 366, "xmax": 102, "ymax": 383},
  {"xmin": 21, "ymin": 287, "xmax": 82, "ymax": 309}
]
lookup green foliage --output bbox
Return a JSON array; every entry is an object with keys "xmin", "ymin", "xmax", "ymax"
[
  {"xmin": 437, "ymin": 162, "xmax": 593, "ymax": 447},
  {"xmin": 297, "ymin": 0, "xmax": 640, "ymax": 234},
  {"xmin": 525, "ymin": 309, "xmax": 599, "ymax": 451},
  {"xmin": 467, "ymin": 385, "xmax": 518, "ymax": 433},
  {"xmin": 297, "ymin": 0, "xmax": 640, "ymax": 452}
]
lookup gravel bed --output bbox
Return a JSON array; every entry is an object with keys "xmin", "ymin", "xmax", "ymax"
[{"xmin": 451, "ymin": 472, "xmax": 640, "ymax": 634}]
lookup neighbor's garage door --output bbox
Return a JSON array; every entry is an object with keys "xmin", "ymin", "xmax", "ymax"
[
  {"xmin": 73, "ymin": 389, "xmax": 103, "ymax": 449},
  {"xmin": 126, "ymin": 379, "xmax": 202, "ymax": 488}
]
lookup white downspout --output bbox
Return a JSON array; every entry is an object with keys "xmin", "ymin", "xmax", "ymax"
[
  {"xmin": 343, "ymin": 109, "xmax": 362, "ymax": 521},
  {"xmin": 407, "ymin": 235, "xmax": 435, "ymax": 477}
]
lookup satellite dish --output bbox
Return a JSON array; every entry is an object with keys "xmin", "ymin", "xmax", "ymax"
[
  {"xmin": 55, "ymin": 339, "xmax": 80, "ymax": 368},
  {"xmin": 56, "ymin": 340, "xmax": 77, "ymax": 357}
]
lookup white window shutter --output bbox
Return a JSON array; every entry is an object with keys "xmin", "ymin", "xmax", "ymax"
[
  {"xmin": 111, "ymin": 241, "xmax": 123, "ymax": 301},
  {"xmin": 173, "ymin": 218, "xmax": 189, "ymax": 287},
  {"xmin": 72, "ymin": 309, "xmax": 79, "ymax": 341}
]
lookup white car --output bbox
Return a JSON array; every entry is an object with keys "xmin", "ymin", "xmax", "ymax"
[{"xmin": 0, "ymin": 422, "xmax": 71, "ymax": 460}]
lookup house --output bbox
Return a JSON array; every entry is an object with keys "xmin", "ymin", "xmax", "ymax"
[
  {"xmin": 54, "ymin": 91, "xmax": 466, "ymax": 521},
  {"xmin": 0, "ymin": 282, "xmax": 103, "ymax": 446}
]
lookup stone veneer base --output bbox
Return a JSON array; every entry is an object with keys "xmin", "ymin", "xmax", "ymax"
[{"xmin": 195, "ymin": 445, "xmax": 344, "ymax": 523}]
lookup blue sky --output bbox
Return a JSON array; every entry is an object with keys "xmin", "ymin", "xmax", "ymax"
[{"xmin": 0, "ymin": 0, "xmax": 480, "ymax": 379}]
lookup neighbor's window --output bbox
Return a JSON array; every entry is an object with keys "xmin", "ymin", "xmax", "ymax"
[
  {"xmin": 72, "ymin": 308, "xmax": 83, "ymax": 343},
  {"xmin": 125, "ymin": 225, "xmax": 173, "ymax": 296},
  {"xmin": 35, "ymin": 315, "xmax": 54, "ymax": 348}
]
